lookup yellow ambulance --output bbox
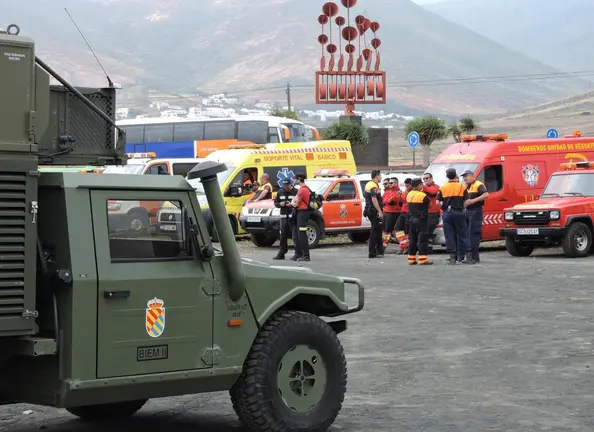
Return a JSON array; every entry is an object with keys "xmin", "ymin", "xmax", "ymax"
[{"xmin": 186, "ymin": 140, "xmax": 357, "ymax": 238}]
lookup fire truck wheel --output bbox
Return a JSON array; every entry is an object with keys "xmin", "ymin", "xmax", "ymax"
[
  {"xmin": 504, "ymin": 236, "xmax": 534, "ymax": 257},
  {"xmin": 127, "ymin": 209, "xmax": 149, "ymax": 231},
  {"xmin": 348, "ymin": 231, "xmax": 370, "ymax": 243},
  {"xmin": 251, "ymin": 233, "xmax": 277, "ymax": 247},
  {"xmin": 307, "ymin": 219, "xmax": 321, "ymax": 249},
  {"xmin": 66, "ymin": 399, "xmax": 148, "ymax": 421},
  {"xmin": 562, "ymin": 222, "xmax": 592, "ymax": 258},
  {"xmin": 230, "ymin": 310, "xmax": 347, "ymax": 432}
]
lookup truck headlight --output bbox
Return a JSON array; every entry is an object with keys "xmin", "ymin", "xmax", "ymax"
[
  {"xmin": 549, "ymin": 210, "xmax": 560, "ymax": 220},
  {"xmin": 108, "ymin": 202, "xmax": 121, "ymax": 211},
  {"xmin": 504, "ymin": 211, "xmax": 513, "ymax": 221},
  {"xmin": 241, "ymin": 206, "xmax": 249, "ymax": 216},
  {"xmin": 271, "ymin": 208, "xmax": 281, "ymax": 217}
]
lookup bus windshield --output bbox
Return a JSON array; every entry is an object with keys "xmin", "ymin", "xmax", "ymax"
[
  {"xmin": 187, "ymin": 165, "xmax": 236, "ymax": 194},
  {"xmin": 102, "ymin": 165, "xmax": 146, "ymax": 175},
  {"xmin": 282, "ymin": 123, "xmax": 309, "ymax": 142},
  {"xmin": 425, "ymin": 162, "xmax": 480, "ymax": 186}
]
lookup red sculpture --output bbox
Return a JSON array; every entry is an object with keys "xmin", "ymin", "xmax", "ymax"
[{"xmin": 316, "ymin": 0, "xmax": 386, "ymax": 115}]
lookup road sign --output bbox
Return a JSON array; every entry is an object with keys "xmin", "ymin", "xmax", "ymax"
[
  {"xmin": 546, "ymin": 128, "xmax": 559, "ymax": 139},
  {"xmin": 407, "ymin": 131, "xmax": 420, "ymax": 148}
]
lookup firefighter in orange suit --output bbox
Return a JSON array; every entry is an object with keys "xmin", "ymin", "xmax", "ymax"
[
  {"xmin": 406, "ymin": 177, "xmax": 433, "ymax": 265},
  {"xmin": 422, "ymin": 172, "xmax": 441, "ymax": 248}
]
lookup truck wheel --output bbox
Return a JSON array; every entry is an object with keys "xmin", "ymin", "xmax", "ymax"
[
  {"xmin": 348, "ymin": 231, "xmax": 370, "ymax": 243},
  {"xmin": 504, "ymin": 236, "xmax": 534, "ymax": 257},
  {"xmin": 66, "ymin": 399, "xmax": 147, "ymax": 421},
  {"xmin": 127, "ymin": 209, "xmax": 149, "ymax": 231},
  {"xmin": 307, "ymin": 219, "xmax": 321, "ymax": 249},
  {"xmin": 230, "ymin": 310, "xmax": 347, "ymax": 432},
  {"xmin": 251, "ymin": 233, "xmax": 277, "ymax": 247},
  {"xmin": 562, "ymin": 222, "xmax": 592, "ymax": 257}
]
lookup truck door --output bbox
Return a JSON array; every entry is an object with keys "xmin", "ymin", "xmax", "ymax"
[
  {"xmin": 324, "ymin": 180, "xmax": 361, "ymax": 229},
  {"xmin": 476, "ymin": 163, "xmax": 505, "ymax": 240},
  {"xmin": 91, "ymin": 190, "xmax": 213, "ymax": 379}
]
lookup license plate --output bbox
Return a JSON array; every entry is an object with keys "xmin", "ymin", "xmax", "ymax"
[
  {"xmin": 517, "ymin": 228, "xmax": 539, "ymax": 235},
  {"xmin": 247, "ymin": 216, "xmax": 261, "ymax": 223},
  {"xmin": 159, "ymin": 224, "xmax": 177, "ymax": 231}
]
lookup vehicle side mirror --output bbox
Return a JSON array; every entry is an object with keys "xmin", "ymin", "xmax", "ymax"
[
  {"xmin": 327, "ymin": 193, "xmax": 339, "ymax": 201},
  {"xmin": 228, "ymin": 183, "xmax": 243, "ymax": 197},
  {"xmin": 182, "ymin": 206, "xmax": 214, "ymax": 261}
]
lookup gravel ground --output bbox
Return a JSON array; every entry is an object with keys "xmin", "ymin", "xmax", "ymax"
[{"xmin": 3, "ymin": 239, "xmax": 594, "ymax": 432}]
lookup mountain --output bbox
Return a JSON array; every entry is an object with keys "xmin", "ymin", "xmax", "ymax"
[
  {"xmin": 2, "ymin": 0, "xmax": 592, "ymax": 115},
  {"xmin": 426, "ymin": 0, "xmax": 594, "ymax": 72}
]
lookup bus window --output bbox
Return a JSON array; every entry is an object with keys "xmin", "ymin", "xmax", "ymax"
[
  {"xmin": 268, "ymin": 127, "xmax": 280, "ymax": 143},
  {"xmin": 144, "ymin": 125, "xmax": 174, "ymax": 143},
  {"xmin": 125, "ymin": 125, "xmax": 144, "ymax": 143},
  {"xmin": 146, "ymin": 163, "xmax": 170, "ymax": 175},
  {"xmin": 204, "ymin": 121, "xmax": 235, "ymax": 140},
  {"xmin": 237, "ymin": 121, "xmax": 268, "ymax": 144},
  {"xmin": 172, "ymin": 162, "xmax": 200, "ymax": 177},
  {"xmin": 174, "ymin": 123, "xmax": 204, "ymax": 141}
]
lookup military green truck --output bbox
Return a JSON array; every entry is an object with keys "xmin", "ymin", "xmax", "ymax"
[{"xmin": 0, "ymin": 24, "xmax": 364, "ymax": 431}]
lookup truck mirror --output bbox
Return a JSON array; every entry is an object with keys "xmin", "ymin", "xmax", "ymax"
[
  {"xmin": 327, "ymin": 193, "xmax": 339, "ymax": 201},
  {"xmin": 228, "ymin": 183, "xmax": 243, "ymax": 197}
]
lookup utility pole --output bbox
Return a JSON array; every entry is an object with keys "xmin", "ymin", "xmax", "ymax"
[{"xmin": 285, "ymin": 83, "xmax": 292, "ymax": 112}]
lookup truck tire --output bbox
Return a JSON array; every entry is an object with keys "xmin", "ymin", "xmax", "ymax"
[
  {"xmin": 127, "ymin": 209, "xmax": 149, "ymax": 231},
  {"xmin": 562, "ymin": 222, "xmax": 592, "ymax": 258},
  {"xmin": 307, "ymin": 219, "xmax": 321, "ymax": 249},
  {"xmin": 211, "ymin": 216, "xmax": 237, "ymax": 243},
  {"xmin": 504, "ymin": 236, "xmax": 534, "ymax": 257},
  {"xmin": 251, "ymin": 233, "xmax": 277, "ymax": 247},
  {"xmin": 230, "ymin": 310, "xmax": 347, "ymax": 432},
  {"xmin": 66, "ymin": 399, "xmax": 147, "ymax": 421},
  {"xmin": 348, "ymin": 231, "xmax": 370, "ymax": 243}
]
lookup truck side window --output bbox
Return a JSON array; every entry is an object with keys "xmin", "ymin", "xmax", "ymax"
[
  {"xmin": 106, "ymin": 200, "xmax": 189, "ymax": 261},
  {"xmin": 329, "ymin": 182, "xmax": 356, "ymax": 200},
  {"xmin": 146, "ymin": 163, "xmax": 169, "ymax": 175},
  {"xmin": 478, "ymin": 165, "xmax": 503, "ymax": 192}
]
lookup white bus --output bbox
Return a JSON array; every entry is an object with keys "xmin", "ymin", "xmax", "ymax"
[{"xmin": 117, "ymin": 115, "xmax": 321, "ymax": 158}]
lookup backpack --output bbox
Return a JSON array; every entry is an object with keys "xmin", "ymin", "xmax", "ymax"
[{"xmin": 304, "ymin": 186, "xmax": 323, "ymax": 210}]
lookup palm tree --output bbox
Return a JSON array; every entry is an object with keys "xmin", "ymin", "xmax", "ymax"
[
  {"xmin": 404, "ymin": 117, "xmax": 449, "ymax": 167},
  {"xmin": 458, "ymin": 116, "xmax": 478, "ymax": 135},
  {"xmin": 449, "ymin": 122, "xmax": 461, "ymax": 143}
]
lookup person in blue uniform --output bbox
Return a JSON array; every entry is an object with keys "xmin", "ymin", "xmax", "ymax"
[
  {"xmin": 436, "ymin": 168, "xmax": 472, "ymax": 265},
  {"xmin": 462, "ymin": 169, "xmax": 489, "ymax": 264}
]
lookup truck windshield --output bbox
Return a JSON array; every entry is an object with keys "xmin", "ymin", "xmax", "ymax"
[
  {"xmin": 305, "ymin": 179, "xmax": 334, "ymax": 195},
  {"xmin": 425, "ymin": 162, "xmax": 480, "ymax": 186},
  {"xmin": 187, "ymin": 165, "xmax": 236, "ymax": 194},
  {"xmin": 102, "ymin": 165, "xmax": 145, "ymax": 175},
  {"xmin": 542, "ymin": 173, "xmax": 594, "ymax": 197}
]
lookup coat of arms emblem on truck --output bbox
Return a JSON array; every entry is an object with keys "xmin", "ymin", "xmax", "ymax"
[
  {"xmin": 146, "ymin": 298, "xmax": 166, "ymax": 338},
  {"xmin": 522, "ymin": 164, "xmax": 540, "ymax": 187}
]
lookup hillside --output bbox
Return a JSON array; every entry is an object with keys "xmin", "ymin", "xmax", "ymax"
[
  {"xmin": 426, "ymin": 0, "xmax": 594, "ymax": 72},
  {"xmin": 3, "ymin": 0, "xmax": 592, "ymax": 115}
]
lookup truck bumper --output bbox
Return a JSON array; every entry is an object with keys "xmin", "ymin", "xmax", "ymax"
[
  {"xmin": 240, "ymin": 215, "xmax": 284, "ymax": 236},
  {"xmin": 499, "ymin": 227, "xmax": 567, "ymax": 240}
]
